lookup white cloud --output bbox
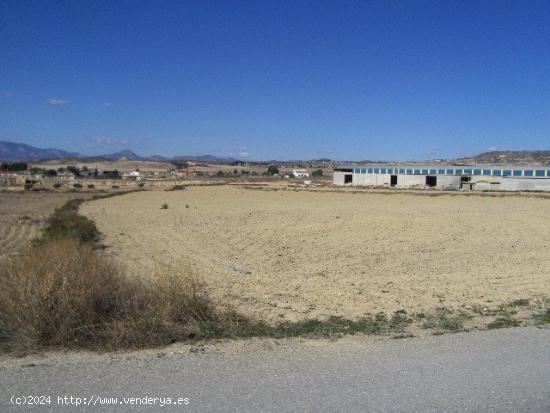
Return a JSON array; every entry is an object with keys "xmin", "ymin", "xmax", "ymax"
[
  {"xmin": 49, "ymin": 99, "xmax": 68, "ymax": 105},
  {"xmin": 238, "ymin": 151, "xmax": 249, "ymax": 158},
  {"xmin": 103, "ymin": 101, "xmax": 112, "ymax": 107},
  {"xmin": 2, "ymin": 91, "xmax": 11, "ymax": 98},
  {"xmin": 488, "ymin": 146, "xmax": 498, "ymax": 151},
  {"xmin": 95, "ymin": 136, "xmax": 129, "ymax": 145}
]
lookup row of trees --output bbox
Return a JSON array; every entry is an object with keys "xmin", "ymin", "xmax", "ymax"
[{"xmin": 0, "ymin": 162, "xmax": 28, "ymax": 171}]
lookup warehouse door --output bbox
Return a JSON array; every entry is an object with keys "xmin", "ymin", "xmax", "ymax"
[
  {"xmin": 426, "ymin": 176, "xmax": 437, "ymax": 187},
  {"xmin": 344, "ymin": 174, "xmax": 353, "ymax": 184},
  {"xmin": 390, "ymin": 175, "xmax": 397, "ymax": 186}
]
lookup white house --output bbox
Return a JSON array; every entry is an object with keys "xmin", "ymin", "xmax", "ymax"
[
  {"xmin": 122, "ymin": 171, "xmax": 142, "ymax": 180},
  {"xmin": 292, "ymin": 169, "xmax": 309, "ymax": 178}
]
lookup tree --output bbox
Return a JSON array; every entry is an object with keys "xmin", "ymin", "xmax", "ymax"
[
  {"xmin": 1, "ymin": 162, "xmax": 27, "ymax": 171},
  {"xmin": 67, "ymin": 165, "xmax": 80, "ymax": 175},
  {"xmin": 216, "ymin": 170, "xmax": 225, "ymax": 177},
  {"xmin": 312, "ymin": 169, "xmax": 323, "ymax": 177},
  {"xmin": 267, "ymin": 165, "xmax": 279, "ymax": 175},
  {"xmin": 103, "ymin": 170, "xmax": 120, "ymax": 179}
]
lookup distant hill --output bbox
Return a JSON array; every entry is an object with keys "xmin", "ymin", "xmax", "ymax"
[
  {"xmin": 0, "ymin": 141, "xmax": 83, "ymax": 161},
  {"xmin": 0, "ymin": 140, "xmax": 240, "ymax": 163},
  {"xmin": 97, "ymin": 149, "xmax": 145, "ymax": 161},
  {"xmin": 171, "ymin": 154, "xmax": 239, "ymax": 163},
  {"xmin": 458, "ymin": 151, "xmax": 550, "ymax": 166}
]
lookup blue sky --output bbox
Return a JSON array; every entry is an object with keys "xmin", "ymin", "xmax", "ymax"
[{"xmin": 1, "ymin": 0, "xmax": 549, "ymax": 160}]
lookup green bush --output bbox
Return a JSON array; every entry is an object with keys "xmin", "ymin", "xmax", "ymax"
[
  {"xmin": 267, "ymin": 165, "xmax": 279, "ymax": 175},
  {"xmin": 168, "ymin": 184, "xmax": 186, "ymax": 191},
  {"xmin": 73, "ymin": 183, "xmax": 83, "ymax": 189},
  {"xmin": 40, "ymin": 199, "xmax": 98, "ymax": 243}
]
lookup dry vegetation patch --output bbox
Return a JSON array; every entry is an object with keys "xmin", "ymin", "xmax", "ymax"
[
  {"xmin": 0, "ymin": 192, "xmax": 97, "ymax": 259},
  {"xmin": 0, "ymin": 219, "xmax": 219, "ymax": 353}
]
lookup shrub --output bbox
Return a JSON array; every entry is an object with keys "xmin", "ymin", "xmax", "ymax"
[
  {"xmin": 312, "ymin": 169, "xmax": 323, "ymax": 177},
  {"xmin": 103, "ymin": 170, "xmax": 121, "ymax": 179},
  {"xmin": 0, "ymin": 239, "xmax": 216, "ymax": 352},
  {"xmin": 67, "ymin": 165, "xmax": 80, "ymax": 176},
  {"xmin": 24, "ymin": 183, "xmax": 33, "ymax": 191},
  {"xmin": 487, "ymin": 317, "xmax": 521, "ymax": 330},
  {"xmin": 112, "ymin": 185, "xmax": 119, "ymax": 189},
  {"xmin": 138, "ymin": 182, "xmax": 145, "ymax": 188},
  {"xmin": 167, "ymin": 184, "xmax": 185, "ymax": 191},
  {"xmin": 510, "ymin": 298, "xmax": 530, "ymax": 307},
  {"xmin": 161, "ymin": 203, "xmax": 169, "ymax": 209},
  {"xmin": 421, "ymin": 311, "xmax": 464, "ymax": 332},
  {"xmin": 40, "ymin": 199, "xmax": 98, "ymax": 243},
  {"xmin": 267, "ymin": 165, "xmax": 279, "ymax": 175},
  {"xmin": 87, "ymin": 184, "xmax": 95, "ymax": 189},
  {"xmin": 53, "ymin": 183, "xmax": 62, "ymax": 189},
  {"xmin": 216, "ymin": 170, "xmax": 225, "ymax": 177},
  {"xmin": 73, "ymin": 183, "xmax": 83, "ymax": 189}
]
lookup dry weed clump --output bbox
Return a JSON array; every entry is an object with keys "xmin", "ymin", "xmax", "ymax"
[{"xmin": 0, "ymin": 238, "xmax": 217, "ymax": 353}]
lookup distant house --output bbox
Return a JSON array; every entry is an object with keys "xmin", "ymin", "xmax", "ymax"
[
  {"xmin": 175, "ymin": 168, "xmax": 189, "ymax": 177},
  {"xmin": 57, "ymin": 171, "xmax": 76, "ymax": 181},
  {"xmin": 122, "ymin": 171, "xmax": 142, "ymax": 180},
  {"xmin": 292, "ymin": 169, "xmax": 310, "ymax": 178},
  {"xmin": 0, "ymin": 172, "xmax": 18, "ymax": 186}
]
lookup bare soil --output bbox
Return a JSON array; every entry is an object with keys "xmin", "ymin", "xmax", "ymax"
[
  {"xmin": 81, "ymin": 186, "xmax": 550, "ymax": 322},
  {"xmin": 0, "ymin": 191, "xmax": 96, "ymax": 259}
]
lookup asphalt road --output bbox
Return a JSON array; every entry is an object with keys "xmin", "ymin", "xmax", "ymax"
[{"xmin": 1, "ymin": 327, "xmax": 549, "ymax": 412}]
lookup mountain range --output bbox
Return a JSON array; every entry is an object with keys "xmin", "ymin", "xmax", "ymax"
[
  {"xmin": 0, "ymin": 141, "xmax": 83, "ymax": 161},
  {"xmin": 0, "ymin": 141, "xmax": 238, "ymax": 163},
  {"xmin": 2, "ymin": 141, "xmax": 550, "ymax": 165}
]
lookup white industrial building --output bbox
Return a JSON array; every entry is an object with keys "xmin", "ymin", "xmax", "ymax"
[{"xmin": 333, "ymin": 165, "xmax": 550, "ymax": 191}]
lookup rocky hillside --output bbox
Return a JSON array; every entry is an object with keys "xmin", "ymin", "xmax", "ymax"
[{"xmin": 457, "ymin": 151, "xmax": 550, "ymax": 166}]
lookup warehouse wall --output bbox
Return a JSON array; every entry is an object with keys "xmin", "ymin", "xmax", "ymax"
[
  {"xmin": 333, "ymin": 172, "xmax": 346, "ymax": 185},
  {"xmin": 333, "ymin": 170, "xmax": 550, "ymax": 191},
  {"xmin": 474, "ymin": 178, "xmax": 550, "ymax": 191}
]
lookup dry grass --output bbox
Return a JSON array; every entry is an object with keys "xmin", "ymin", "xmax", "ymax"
[{"xmin": 0, "ymin": 238, "xmax": 217, "ymax": 353}]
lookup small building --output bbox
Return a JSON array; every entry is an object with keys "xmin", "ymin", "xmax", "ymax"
[
  {"xmin": 57, "ymin": 171, "xmax": 76, "ymax": 181},
  {"xmin": 333, "ymin": 165, "xmax": 550, "ymax": 192},
  {"xmin": 175, "ymin": 168, "xmax": 189, "ymax": 177},
  {"xmin": 292, "ymin": 168, "xmax": 310, "ymax": 178},
  {"xmin": 0, "ymin": 172, "xmax": 18, "ymax": 186},
  {"xmin": 122, "ymin": 171, "xmax": 142, "ymax": 180}
]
